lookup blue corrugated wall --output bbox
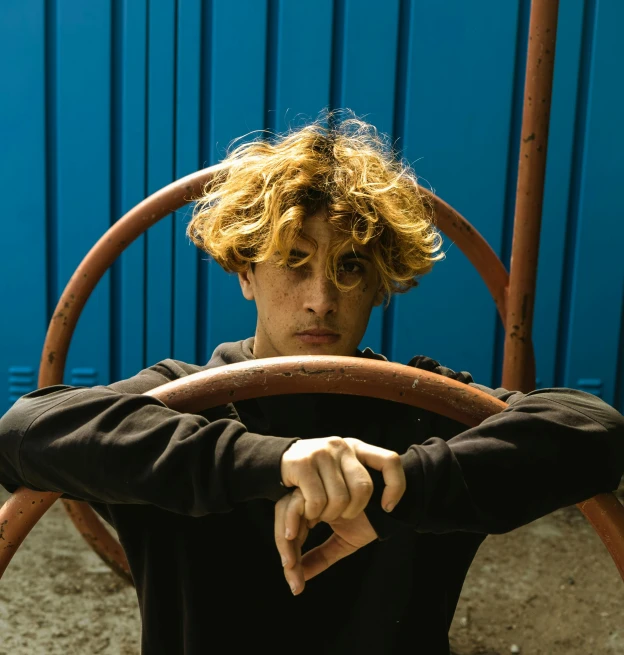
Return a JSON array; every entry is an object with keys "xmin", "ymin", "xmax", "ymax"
[{"xmin": 1, "ymin": 0, "xmax": 622, "ymax": 416}]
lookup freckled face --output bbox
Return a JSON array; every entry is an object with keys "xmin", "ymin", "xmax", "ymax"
[{"xmin": 238, "ymin": 212, "xmax": 385, "ymax": 358}]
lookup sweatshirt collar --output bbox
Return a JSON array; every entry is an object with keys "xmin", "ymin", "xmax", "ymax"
[{"xmin": 206, "ymin": 336, "xmax": 388, "ymax": 368}]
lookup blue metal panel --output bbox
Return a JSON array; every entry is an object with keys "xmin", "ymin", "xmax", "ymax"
[
  {"xmin": 561, "ymin": 0, "xmax": 624, "ymax": 406},
  {"xmin": 145, "ymin": 0, "xmax": 176, "ymax": 365},
  {"xmin": 204, "ymin": 0, "xmax": 269, "ymax": 359},
  {"xmin": 2, "ymin": 0, "xmax": 624, "ymax": 409},
  {"xmin": 53, "ymin": 0, "xmax": 111, "ymax": 387},
  {"xmin": 333, "ymin": 0, "xmax": 399, "ymax": 137},
  {"xmin": 0, "ymin": 1, "xmax": 47, "ymax": 414},
  {"xmin": 334, "ymin": 0, "xmax": 401, "ymax": 355},
  {"xmin": 112, "ymin": 0, "xmax": 148, "ymax": 382},
  {"xmin": 533, "ymin": 0, "xmax": 584, "ymax": 390},
  {"xmin": 173, "ymin": 0, "xmax": 202, "ymax": 364},
  {"xmin": 268, "ymin": 0, "xmax": 334, "ymax": 133},
  {"xmin": 393, "ymin": 0, "xmax": 520, "ymax": 383}
]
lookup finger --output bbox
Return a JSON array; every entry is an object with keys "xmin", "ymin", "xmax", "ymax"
[
  {"xmin": 347, "ymin": 439, "xmax": 406, "ymax": 511},
  {"xmin": 284, "ymin": 488, "xmax": 305, "ymax": 543},
  {"xmin": 316, "ymin": 458, "xmax": 351, "ymax": 522},
  {"xmin": 296, "ymin": 470, "xmax": 328, "ymax": 521},
  {"xmin": 284, "ymin": 508, "xmax": 309, "ymax": 596},
  {"xmin": 337, "ymin": 454, "xmax": 373, "ymax": 519},
  {"xmin": 274, "ymin": 493, "xmax": 298, "ymax": 571},
  {"xmin": 300, "ymin": 533, "xmax": 358, "ymax": 582}
]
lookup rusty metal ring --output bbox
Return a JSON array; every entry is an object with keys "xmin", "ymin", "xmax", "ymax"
[
  {"xmin": 2, "ymin": 165, "xmax": 622, "ymax": 587},
  {"xmin": 2, "ymin": 356, "xmax": 624, "ymax": 587},
  {"xmin": 28, "ymin": 164, "xmax": 523, "ymax": 582}
]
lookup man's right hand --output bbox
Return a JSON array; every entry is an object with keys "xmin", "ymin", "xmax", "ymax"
[{"xmin": 280, "ymin": 436, "xmax": 405, "ymax": 525}]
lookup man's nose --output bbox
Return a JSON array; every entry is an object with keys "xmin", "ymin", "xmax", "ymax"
[{"xmin": 303, "ymin": 270, "xmax": 339, "ymax": 316}]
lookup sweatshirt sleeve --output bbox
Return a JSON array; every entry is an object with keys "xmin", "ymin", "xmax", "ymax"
[
  {"xmin": 0, "ymin": 362, "xmax": 297, "ymax": 516},
  {"xmin": 367, "ymin": 357, "xmax": 624, "ymax": 537}
]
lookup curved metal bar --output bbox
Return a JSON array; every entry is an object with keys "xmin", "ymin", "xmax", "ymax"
[
  {"xmin": 579, "ymin": 493, "xmax": 624, "ymax": 581},
  {"xmin": 0, "ymin": 488, "xmax": 58, "ymax": 578},
  {"xmin": 38, "ymin": 163, "xmax": 229, "ymax": 385},
  {"xmin": 424, "ymin": 191, "xmax": 509, "ymax": 325},
  {"xmin": 61, "ymin": 499, "xmax": 132, "ymax": 584},
  {"xmin": 145, "ymin": 355, "xmax": 508, "ymax": 425},
  {"xmin": 37, "ymin": 165, "xmax": 511, "ymax": 386}
]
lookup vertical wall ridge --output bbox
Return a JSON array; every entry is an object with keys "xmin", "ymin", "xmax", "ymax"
[
  {"xmin": 142, "ymin": 0, "xmax": 151, "ymax": 370},
  {"xmin": 329, "ymin": 0, "xmax": 345, "ymax": 111},
  {"xmin": 171, "ymin": 0, "xmax": 179, "ymax": 358},
  {"xmin": 110, "ymin": 0, "xmax": 123, "ymax": 383},
  {"xmin": 44, "ymin": 0, "xmax": 58, "ymax": 325},
  {"xmin": 492, "ymin": 0, "xmax": 530, "ymax": 388},
  {"xmin": 554, "ymin": 0, "xmax": 597, "ymax": 388},
  {"xmin": 197, "ymin": 0, "xmax": 212, "ymax": 365},
  {"xmin": 381, "ymin": 0, "xmax": 411, "ymax": 360},
  {"xmin": 264, "ymin": 0, "xmax": 279, "ymax": 132}
]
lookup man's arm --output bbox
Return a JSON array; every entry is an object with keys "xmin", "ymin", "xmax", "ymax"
[
  {"xmin": 369, "ymin": 357, "xmax": 624, "ymax": 536},
  {"xmin": 0, "ymin": 359, "xmax": 405, "ymax": 521},
  {"xmin": 274, "ymin": 357, "xmax": 624, "ymax": 590},
  {"xmin": 0, "ymin": 360, "xmax": 297, "ymax": 516}
]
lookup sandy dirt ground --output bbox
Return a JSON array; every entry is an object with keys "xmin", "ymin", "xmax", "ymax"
[{"xmin": 1, "ymin": 486, "xmax": 623, "ymax": 655}]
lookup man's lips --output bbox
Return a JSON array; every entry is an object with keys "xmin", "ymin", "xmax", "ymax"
[
  {"xmin": 297, "ymin": 329, "xmax": 339, "ymax": 336},
  {"xmin": 296, "ymin": 330, "xmax": 340, "ymax": 343}
]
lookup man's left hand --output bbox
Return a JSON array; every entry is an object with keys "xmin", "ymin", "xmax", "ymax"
[{"xmin": 274, "ymin": 488, "xmax": 378, "ymax": 595}]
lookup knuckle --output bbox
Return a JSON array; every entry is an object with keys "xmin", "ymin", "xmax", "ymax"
[
  {"xmin": 329, "ymin": 493, "xmax": 351, "ymax": 508},
  {"xmin": 313, "ymin": 449, "xmax": 332, "ymax": 464},
  {"xmin": 299, "ymin": 454, "xmax": 316, "ymax": 469},
  {"xmin": 352, "ymin": 479, "xmax": 373, "ymax": 497},
  {"xmin": 306, "ymin": 496, "xmax": 326, "ymax": 514},
  {"xmin": 326, "ymin": 436, "xmax": 346, "ymax": 450}
]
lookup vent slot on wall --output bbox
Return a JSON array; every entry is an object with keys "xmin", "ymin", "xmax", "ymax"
[
  {"xmin": 9, "ymin": 366, "xmax": 36, "ymax": 403},
  {"xmin": 70, "ymin": 367, "xmax": 98, "ymax": 387},
  {"xmin": 576, "ymin": 378, "xmax": 603, "ymax": 398}
]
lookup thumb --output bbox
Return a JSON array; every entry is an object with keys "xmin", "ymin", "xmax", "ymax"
[{"xmin": 300, "ymin": 534, "xmax": 358, "ymax": 582}]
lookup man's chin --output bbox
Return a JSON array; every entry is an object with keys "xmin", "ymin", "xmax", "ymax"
[{"xmin": 292, "ymin": 338, "xmax": 355, "ymax": 357}]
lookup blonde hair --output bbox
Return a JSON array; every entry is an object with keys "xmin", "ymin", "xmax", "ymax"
[{"xmin": 187, "ymin": 111, "xmax": 443, "ymax": 301}]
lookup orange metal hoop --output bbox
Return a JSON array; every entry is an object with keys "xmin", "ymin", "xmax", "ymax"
[{"xmin": 0, "ymin": 166, "xmax": 622, "ymax": 589}]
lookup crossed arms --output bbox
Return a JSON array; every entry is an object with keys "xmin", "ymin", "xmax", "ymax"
[{"xmin": 1, "ymin": 356, "xmax": 623, "ymax": 596}]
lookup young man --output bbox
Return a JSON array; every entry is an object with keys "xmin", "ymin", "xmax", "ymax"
[{"xmin": 1, "ymin": 115, "xmax": 623, "ymax": 654}]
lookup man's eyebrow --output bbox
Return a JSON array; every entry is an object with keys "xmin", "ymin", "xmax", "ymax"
[
  {"xmin": 288, "ymin": 248, "xmax": 372, "ymax": 262},
  {"xmin": 287, "ymin": 248, "xmax": 312, "ymax": 259},
  {"xmin": 338, "ymin": 249, "xmax": 372, "ymax": 263}
]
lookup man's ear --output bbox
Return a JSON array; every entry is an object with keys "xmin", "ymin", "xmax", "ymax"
[{"xmin": 238, "ymin": 267, "xmax": 255, "ymax": 301}]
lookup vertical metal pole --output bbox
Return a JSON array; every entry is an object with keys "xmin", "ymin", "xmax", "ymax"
[{"xmin": 502, "ymin": 0, "xmax": 561, "ymax": 392}]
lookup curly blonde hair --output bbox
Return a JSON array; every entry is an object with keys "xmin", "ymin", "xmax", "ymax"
[{"xmin": 187, "ymin": 111, "xmax": 443, "ymax": 301}]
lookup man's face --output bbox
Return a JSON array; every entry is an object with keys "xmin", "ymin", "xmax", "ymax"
[{"xmin": 238, "ymin": 212, "xmax": 385, "ymax": 358}]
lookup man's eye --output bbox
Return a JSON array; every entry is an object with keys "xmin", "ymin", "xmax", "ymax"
[{"xmin": 338, "ymin": 261, "xmax": 364, "ymax": 275}]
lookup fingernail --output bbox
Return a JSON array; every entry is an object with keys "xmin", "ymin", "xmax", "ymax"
[
  {"xmin": 290, "ymin": 582, "xmax": 297, "ymax": 595},
  {"xmin": 285, "ymin": 528, "xmax": 292, "ymax": 539},
  {"xmin": 384, "ymin": 502, "xmax": 395, "ymax": 512},
  {"xmin": 281, "ymin": 555, "xmax": 287, "ymax": 567}
]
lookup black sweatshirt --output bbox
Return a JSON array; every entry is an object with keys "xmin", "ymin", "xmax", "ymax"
[{"xmin": 1, "ymin": 337, "xmax": 623, "ymax": 654}]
